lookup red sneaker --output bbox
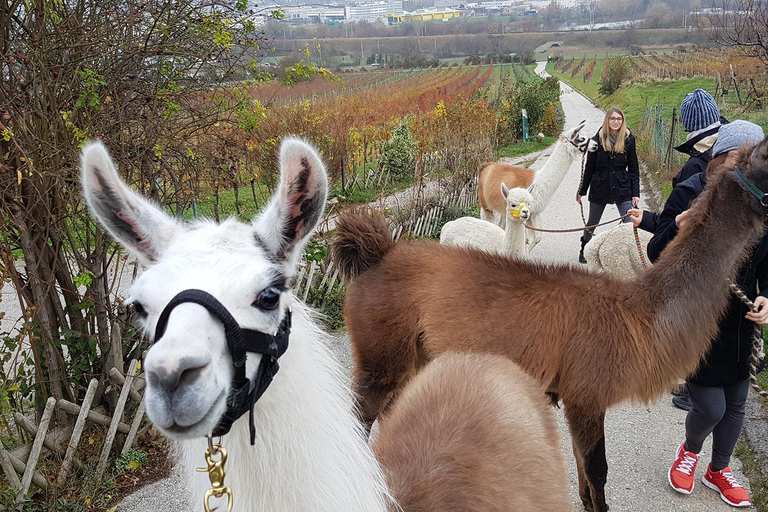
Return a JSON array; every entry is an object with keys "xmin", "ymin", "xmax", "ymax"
[
  {"xmin": 668, "ymin": 443, "xmax": 698, "ymax": 494},
  {"xmin": 702, "ymin": 464, "xmax": 751, "ymax": 507}
]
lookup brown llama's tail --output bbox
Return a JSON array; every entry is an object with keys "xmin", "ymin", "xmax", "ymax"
[{"xmin": 332, "ymin": 208, "xmax": 395, "ymax": 282}]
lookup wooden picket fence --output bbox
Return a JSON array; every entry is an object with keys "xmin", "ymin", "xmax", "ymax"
[
  {"xmin": 0, "ymin": 360, "xmax": 147, "ymax": 505},
  {"xmin": 295, "ymin": 181, "xmax": 476, "ymax": 306}
]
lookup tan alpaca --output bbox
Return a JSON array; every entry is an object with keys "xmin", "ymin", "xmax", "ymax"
[
  {"xmin": 374, "ymin": 352, "xmax": 570, "ymax": 512},
  {"xmin": 332, "ymin": 139, "xmax": 768, "ymax": 512}
]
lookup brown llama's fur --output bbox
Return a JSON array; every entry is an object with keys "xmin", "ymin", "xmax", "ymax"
[
  {"xmin": 478, "ymin": 162, "xmax": 534, "ymax": 223},
  {"xmin": 332, "ymin": 140, "xmax": 768, "ymax": 512},
  {"xmin": 373, "ymin": 352, "xmax": 570, "ymax": 512}
]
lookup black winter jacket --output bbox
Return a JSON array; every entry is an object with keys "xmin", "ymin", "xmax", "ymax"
[
  {"xmin": 579, "ymin": 130, "xmax": 640, "ymax": 204},
  {"xmin": 671, "ymin": 120, "xmax": 723, "ymax": 187},
  {"xmin": 647, "ymin": 172, "xmax": 768, "ymax": 387},
  {"xmin": 636, "ymin": 127, "xmax": 719, "ymax": 233}
]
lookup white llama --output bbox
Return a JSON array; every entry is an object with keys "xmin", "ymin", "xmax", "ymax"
[
  {"xmin": 478, "ymin": 119, "xmax": 596, "ymax": 231},
  {"xmin": 584, "ymin": 223, "xmax": 653, "ymax": 278},
  {"xmin": 82, "ymin": 139, "xmax": 390, "ymax": 511},
  {"xmin": 81, "ymin": 139, "xmax": 570, "ymax": 512},
  {"xmin": 440, "ymin": 184, "xmax": 532, "ymax": 258}
]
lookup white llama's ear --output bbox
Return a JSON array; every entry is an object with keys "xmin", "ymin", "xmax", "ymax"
[
  {"xmin": 80, "ymin": 141, "xmax": 180, "ymax": 265},
  {"xmin": 571, "ymin": 119, "xmax": 586, "ymax": 136},
  {"xmin": 253, "ymin": 138, "xmax": 328, "ymax": 264},
  {"xmin": 500, "ymin": 182, "xmax": 510, "ymax": 199}
]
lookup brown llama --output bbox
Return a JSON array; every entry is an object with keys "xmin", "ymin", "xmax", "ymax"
[
  {"xmin": 374, "ymin": 352, "xmax": 570, "ymax": 512},
  {"xmin": 332, "ymin": 138, "xmax": 768, "ymax": 512}
]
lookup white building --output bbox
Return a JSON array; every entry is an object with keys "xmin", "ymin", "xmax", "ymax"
[
  {"xmin": 282, "ymin": 5, "xmax": 347, "ymax": 22},
  {"xmin": 347, "ymin": 0, "xmax": 404, "ymax": 20},
  {"xmin": 282, "ymin": 1, "xmax": 403, "ymax": 22}
]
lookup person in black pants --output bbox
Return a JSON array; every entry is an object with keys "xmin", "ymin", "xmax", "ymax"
[
  {"xmin": 577, "ymin": 107, "xmax": 639, "ymax": 264},
  {"xmin": 650, "ymin": 120, "xmax": 768, "ymax": 508}
]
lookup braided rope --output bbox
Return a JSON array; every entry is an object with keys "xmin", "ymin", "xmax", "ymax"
[
  {"xmin": 577, "ymin": 151, "xmax": 588, "ymax": 227},
  {"xmin": 727, "ymin": 280, "xmax": 768, "ymax": 398},
  {"xmin": 633, "ymin": 226, "xmax": 650, "ymax": 270}
]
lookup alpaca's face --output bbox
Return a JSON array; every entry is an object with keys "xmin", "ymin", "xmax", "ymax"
[
  {"xmin": 563, "ymin": 119, "xmax": 596, "ymax": 158},
  {"xmin": 81, "ymin": 139, "xmax": 328, "ymax": 440},
  {"xmin": 501, "ymin": 185, "xmax": 533, "ymax": 223}
]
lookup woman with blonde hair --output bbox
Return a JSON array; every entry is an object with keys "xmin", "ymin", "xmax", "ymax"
[{"xmin": 576, "ymin": 107, "xmax": 639, "ymax": 263}]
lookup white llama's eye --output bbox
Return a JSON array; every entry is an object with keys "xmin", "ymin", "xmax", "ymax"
[
  {"xmin": 254, "ymin": 287, "xmax": 281, "ymax": 311},
  {"xmin": 131, "ymin": 301, "xmax": 148, "ymax": 319}
]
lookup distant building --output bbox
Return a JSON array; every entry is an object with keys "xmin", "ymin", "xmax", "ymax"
[
  {"xmin": 282, "ymin": 2, "xmax": 404, "ymax": 22},
  {"xmin": 388, "ymin": 7, "xmax": 462, "ymax": 23},
  {"xmin": 283, "ymin": 5, "xmax": 347, "ymax": 22},
  {"xmin": 348, "ymin": 0, "xmax": 405, "ymax": 20}
]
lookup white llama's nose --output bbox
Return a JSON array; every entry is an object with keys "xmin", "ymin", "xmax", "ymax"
[
  {"xmin": 146, "ymin": 352, "xmax": 211, "ymax": 393},
  {"xmin": 520, "ymin": 206, "xmax": 530, "ymax": 220}
]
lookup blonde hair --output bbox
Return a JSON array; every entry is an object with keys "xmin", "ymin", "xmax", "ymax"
[{"xmin": 600, "ymin": 107, "xmax": 627, "ymax": 154}]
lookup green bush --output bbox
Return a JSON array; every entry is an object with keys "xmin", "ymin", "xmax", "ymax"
[
  {"xmin": 501, "ymin": 75, "xmax": 564, "ymax": 141},
  {"xmin": 599, "ymin": 56, "xmax": 631, "ymax": 96},
  {"xmin": 379, "ymin": 119, "xmax": 417, "ymax": 180}
]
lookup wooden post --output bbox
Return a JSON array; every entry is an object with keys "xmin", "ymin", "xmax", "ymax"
[
  {"xmin": 56, "ymin": 400, "xmax": 131, "ymax": 433},
  {"xmin": 107, "ymin": 367, "xmax": 143, "ymax": 403},
  {"xmin": 19, "ymin": 397, "xmax": 56, "ymax": 497},
  {"xmin": 109, "ymin": 319, "xmax": 124, "ymax": 374},
  {"xmin": 13, "ymin": 413, "xmax": 80, "ymax": 469},
  {"xmin": 730, "ymin": 65, "xmax": 743, "ymax": 105},
  {"xmin": 302, "ymin": 261, "xmax": 318, "ymax": 303},
  {"xmin": 121, "ymin": 396, "xmax": 146, "ymax": 456},
  {"xmin": 0, "ymin": 444, "xmax": 21, "ymax": 489},
  {"xmin": 4, "ymin": 450, "xmax": 47, "ymax": 491},
  {"xmin": 665, "ymin": 107, "xmax": 677, "ymax": 172},
  {"xmin": 56, "ymin": 379, "xmax": 98, "ymax": 486},
  {"xmin": 96, "ymin": 359, "xmax": 139, "ymax": 478}
]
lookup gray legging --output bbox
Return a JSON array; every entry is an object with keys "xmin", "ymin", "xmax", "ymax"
[
  {"xmin": 684, "ymin": 379, "xmax": 750, "ymax": 471},
  {"xmin": 582, "ymin": 200, "xmax": 633, "ymax": 242}
]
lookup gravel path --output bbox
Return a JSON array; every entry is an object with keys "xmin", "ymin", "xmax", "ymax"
[{"xmin": 117, "ymin": 63, "xmax": 759, "ymax": 510}]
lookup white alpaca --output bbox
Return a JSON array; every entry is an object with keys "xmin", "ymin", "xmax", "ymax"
[
  {"xmin": 440, "ymin": 184, "xmax": 532, "ymax": 258},
  {"xmin": 584, "ymin": 223, "xmax": 653, "ymax": 278},
  {"xmin": 81, "ymin": 139, "xmax": 570, "ymax": 512}
]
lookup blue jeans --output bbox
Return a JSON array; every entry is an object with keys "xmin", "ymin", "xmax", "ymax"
[{"xmin": 582, "ymin": 200, "xmax": 633, "ymax": 242}]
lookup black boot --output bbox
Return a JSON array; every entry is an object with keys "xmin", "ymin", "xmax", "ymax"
[{"xmin": 578, "ymin": 236, "xmax": 587, "ymax": 264}]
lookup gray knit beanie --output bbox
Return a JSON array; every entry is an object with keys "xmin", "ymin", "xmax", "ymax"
[
  {"xmin": 711, "ymin": 120, "xmax": 765, "ymax": 157},
  {"xmin": 680, "ymin": 89, "xmax": 720, "ymax": 132}
]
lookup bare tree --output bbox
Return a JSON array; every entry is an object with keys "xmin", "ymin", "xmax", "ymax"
[
  {"xmin": 0, "ymin": 0, "xmax": 304, "ymax": 412},
  {"xmin": 696, "ymin": 0, "xmax": 768, "ymax": 64}
]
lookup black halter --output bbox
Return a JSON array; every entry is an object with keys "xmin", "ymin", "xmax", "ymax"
[
  {"xmin": 153, "ymin": 289, "xmax": 291, "ymax": 445},
  {"xmin": 734, "ymin": 167, "xmax": 768, "ymax": 212}
]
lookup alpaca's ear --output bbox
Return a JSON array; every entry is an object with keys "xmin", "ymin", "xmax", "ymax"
[
  {"xmin": 253, "ymin": 138, "xmax": 328, "ymax": 265},
  {"xmin": 81, "ymin": 141, "xmax": 181, "ymax": 265},
  {"xmin": 500, "ymin": 182, "xmax": 510, "ymax": 199},
  {"xmin": 750, "ymin": 136, "xmax": 768, "ymax": 168}
]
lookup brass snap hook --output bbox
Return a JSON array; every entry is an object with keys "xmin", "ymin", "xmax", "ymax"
[{"xmin": 197, "ymin": 438, "xmax": 233, "ymax": 512}]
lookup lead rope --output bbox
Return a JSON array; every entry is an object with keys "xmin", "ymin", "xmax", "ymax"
[
  {"xmin": 727, "ymin": 280, "xmax": 768, "ymax": 399},
  {"xmin": 576, "ymin": 150, "xmax": 588, "ymax": 227},
  {"xmin": 633, "ymin": 226, "xmax": 650, "ymax": 270}
]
